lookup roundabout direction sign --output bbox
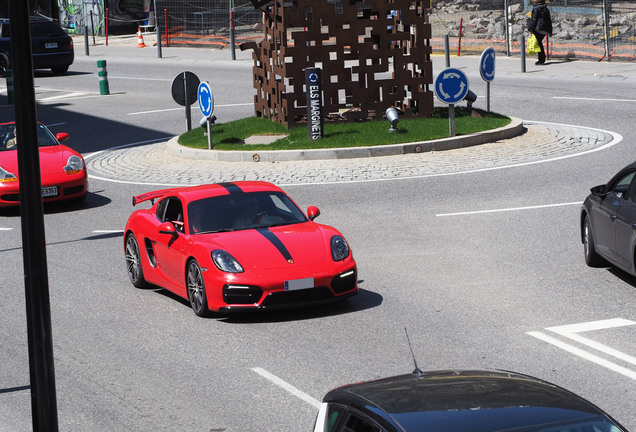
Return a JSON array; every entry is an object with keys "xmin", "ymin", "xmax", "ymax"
[
  {"xmin": 197, "ymin": 81, "xmax": 215, "ymax": 149},
  {"xmin": 479, "ymin": 47, "xmax": 496, "ymax": 82},
  {"xmin": 434, "ymin": 67, "xmax": 469, "ymax": 136},
  {"xmin": 198, "ymin": 81, "xmax": 214, "ymax": 119},
  {"xmin": 480, "ymin": 47, "xmax": 496, "ymax": 111},
  {"xmin": 434, "ymin": 67, "xmax": 469, "ymax": 105}
]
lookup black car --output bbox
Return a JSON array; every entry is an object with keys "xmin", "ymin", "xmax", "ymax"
[
  {"xmin": 313, "ymin": 369, "xmax": 627, "ymax": 432},
  {"xmin": 0, "ymin": 15, "xmax": 74, "ymax": 77},
  {"xmin": 581, "ymin": 161, "xmax": 636, "ymax": 274}
]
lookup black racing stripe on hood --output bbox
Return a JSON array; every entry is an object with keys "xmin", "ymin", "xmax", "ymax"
[
  {"xmin": 218, "ymin": 182, "xmax": 243, "ymax": 194},
  {"xmin": 256, "ymin": 228, "xmax": 293, "ymax": 262}
]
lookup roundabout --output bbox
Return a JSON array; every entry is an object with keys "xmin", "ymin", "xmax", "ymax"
[{"xmin": 85, "ymin": 121, "xmax": 620, "ymax": 187}]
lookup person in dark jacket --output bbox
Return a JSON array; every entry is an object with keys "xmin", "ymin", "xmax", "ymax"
[{"xmin": 528, "ymin": 0, "xmax": 553, "ymax": 65}]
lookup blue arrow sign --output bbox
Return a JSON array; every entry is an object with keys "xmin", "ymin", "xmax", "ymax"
[
  {"xmin": 434, "ymin": 67, "xmax": 469, "ymax": 105},
  {"xmin": 198, "ymin": 81, "xmax": 214, "ymax": 118},
  {"xmin": 480, "ymin": 47, "xmax": 496, "ymax": 82}
]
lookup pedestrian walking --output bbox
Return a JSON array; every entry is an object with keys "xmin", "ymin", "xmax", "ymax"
[{"xmin": 528, "ymin": 0, "xmax": 553, "ymax": 65}]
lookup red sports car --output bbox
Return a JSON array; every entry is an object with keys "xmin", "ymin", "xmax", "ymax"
[
  {"xmin": 123, "ymin": 181, "xmax": 358, "ymax": 316},
  {"xmin": 0, "ymin": 122, "xmax": 88, "ymax": 207}
]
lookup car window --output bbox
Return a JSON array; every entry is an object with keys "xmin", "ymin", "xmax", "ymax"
[
  {"xmin": 339, "ymin": 412, "xmax": 383, "ymax": 432},
  {"xmin": 0, "ymin": 124, "xmax": 15, "ymax": 150},
  {"xmin": 187, "ymin": 191, "xmax": 308, "ymax": 234},
  {"xmin": 0, "ymin": 123, "xmax": 59, "ymax": 150},
  {"xmin": 37, "ymin": 123, "xmax": 60, "ymax": 147},
  {"xmin": 608, "ymin": 171, "xmax": 635, "ymax": 199},
  {"xmin": 157, "ymin": 197, "xmax": 184, "ymax": 232}
]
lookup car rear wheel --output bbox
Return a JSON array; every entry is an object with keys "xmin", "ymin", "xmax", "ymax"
[
  {"xmin": 0, "ymin": 53, "xmax": 9, "ymax": 78},
  {"xmin": 584, "ymin": 215, "xmax": 604, "ymax": 267},
  {"xmin": 51, "ymin": 65, "xmax": 69, "ymax": 75},
  {"xmin": 125, "ymin": 232, "xmax": 148, "ymax": 288},
  {"xmin": 187, "ymin": 259, "xmax": 212, "ymax": 317}
]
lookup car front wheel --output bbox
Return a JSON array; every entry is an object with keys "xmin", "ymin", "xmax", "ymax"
[
  {"xmin": 187, "ymin": 259, "xmax": 212, "ymax": 317},
  {"xmin": 125, "ymin": 232, "xmax": 147, "ymax": 288},
  {"xmin": 584, "ymin": 215, "xmax": 604, "ymax": 267}
]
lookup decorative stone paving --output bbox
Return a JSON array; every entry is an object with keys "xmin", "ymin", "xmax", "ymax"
[{"xmin": 85, "ymin": 122, "xmax": 616, "ymax": 186}]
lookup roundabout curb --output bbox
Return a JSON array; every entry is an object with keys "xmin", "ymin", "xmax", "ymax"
[{"xmin": 165, "ymin": 117, "xmax": 524, "ymax": 162}]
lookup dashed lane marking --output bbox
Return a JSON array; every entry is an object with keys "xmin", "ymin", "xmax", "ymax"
[
  {"xmin": 252, "ymin": 367, "xmax": 321, "ymax": 409},
  {"xmin": 436, "ymin": 202, "xmax": 581, "ymax": 217}
]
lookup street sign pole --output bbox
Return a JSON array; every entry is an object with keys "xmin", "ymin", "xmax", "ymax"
[
  {"xmin": 449, "ymin": 104, "xmax": 455, "ymax": 137},
  {"xmin": 486, "ymin": 82, "xmax": 491, "ymax": 112},
  {"xmin": 207, "ymin": 119, "xmax": 213, "ymax": 150},
  {"xmin": 183, "ymin": 72, "xmax": 192, "ymax": 131}
]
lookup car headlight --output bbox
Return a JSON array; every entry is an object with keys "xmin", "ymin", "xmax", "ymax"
[
  {"xmin": 0, "ymin": 166, "xmax": 17, "ymax": 183},
  {"xmin": 331, "ymin": 235, "xmax": 350, "ymax": 261},
  {"xmin": 64, "ymin": 155, "xmax": 84, "ymax": 174},
  {"xmin": 212, "ymin": 250, "xmax": 244, "ymax": 273}
]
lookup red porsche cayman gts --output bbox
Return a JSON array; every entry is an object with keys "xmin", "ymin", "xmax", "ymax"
[{"xmin": 124, "ymin": 181, "xmax": 358, "ymax": 317}]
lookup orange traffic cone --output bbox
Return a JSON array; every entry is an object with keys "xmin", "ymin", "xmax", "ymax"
[{"xmin": 136, "ymin": 27, "xmax": 147, "ymax": 48}]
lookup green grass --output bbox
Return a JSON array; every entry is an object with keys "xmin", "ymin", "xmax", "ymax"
[{"xmin": 178, "ymin": 107, "xmax": 511, "ymax": 151}]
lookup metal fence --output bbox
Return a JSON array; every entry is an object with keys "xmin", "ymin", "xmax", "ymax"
[
  {"xmin": 38, "ymin": 0, "xmax": 635, "ymax": 61},
  {"xmin": 431, "ymin": 0, "xmax": 636, "ymax": 61}
]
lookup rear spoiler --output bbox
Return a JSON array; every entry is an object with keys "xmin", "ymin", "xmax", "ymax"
[{"xmin": 132, "ymin": 188, "xmax": 179, "ymax": 206}]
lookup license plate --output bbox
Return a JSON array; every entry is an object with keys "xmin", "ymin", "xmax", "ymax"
[
  {"xmin": 42, "ymin": 186, "xmax": 58, "ymax": 197},
  {"xmin": 45, "ymin": 42, "xmax": 58, "ymax": 49},
  {"xmin": 284, "ymin": 277, "xmax": 314, "ymax": 291}
]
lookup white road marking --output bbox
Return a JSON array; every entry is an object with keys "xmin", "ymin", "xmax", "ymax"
[
  {"xmin": 37, "ymin": 91, "xmax": 95, "ymax": 102},
  {"xmin": 546, "ymin": 318, "xmax": 636, "ymax": 366},
  {"xmin": 0, "ymin": 227, "xmax": 13, "ymax": 231},
  {"xmin": 436, "ymin": 202, "xmax": 581, "ymax": 217},
  {"xmin": 109, "ymin": 76, "xmax": 172, "ymax": 82},
  {"xmin": 252, "ymin": 367, "xmax": 321, "ymax": 409},
  {"xmin": 527, "ymin": 331, "xmax": 636, "ymax": 380},
  {"xmin": 92, "ymin": 230, "xmax": 124, "ymax": 234},
  {"xmin": 553, "ymin": 96, "xmax": 636, "ymax": 103},
  {"xmin": 83, "ymin": 137, "xmax": 174, "ymax": 161},
  {"xmin": 128, "ymin": 103, "xmax": 253, "ymax": 116}
]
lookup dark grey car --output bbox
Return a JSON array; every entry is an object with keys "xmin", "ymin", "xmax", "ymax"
[
  {"xmin": 581, "ymin": 161, "xmax": 636, "ymax": 274},
  {"xmin": 314, "ymin": 369, "xmax": 627, "ymax": 432},
  {"xmin": 0, "ymin": 15, "xmax": 74, "ymax": 77}
]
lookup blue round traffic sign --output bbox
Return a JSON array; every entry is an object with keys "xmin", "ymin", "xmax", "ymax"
[
  {"xmin": 434, "ymin": 67, "xmax": 469, "ymax": 105},
  {"xmin": 480, "ymin": 47, "xmax": 496, "ymax": 82},
  {"xmin": 198, "ymin": 81, "xmax": 214, "ymax": 118}
]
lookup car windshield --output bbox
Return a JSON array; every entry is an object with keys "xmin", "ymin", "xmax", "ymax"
[
  {"xmin": 187, "ymin": 191, "xmax": 308, "ymax": 234},
  {"xmin": 0, "ymin": 123, "xmax": 59, "ymax": 151}
]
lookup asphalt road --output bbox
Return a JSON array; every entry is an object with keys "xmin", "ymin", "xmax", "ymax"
[{"xmin": 0, "ymin": 43, "xmax": 634, "ymax": 431}]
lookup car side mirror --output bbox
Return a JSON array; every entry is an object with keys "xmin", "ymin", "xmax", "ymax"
[
  {"xmin": 56, "ymin": 132, "xmax": 69, "ymax": 142},
  {"xmin": 590, "ymin": 184, "xmax": 607, "ymax": 197},
  {"xmin": 307, "ymin": 206, "xmax": 320, "ymax": 221},
  {"xmin": 159, "ymin": 221, "xmax": 178, "ymax": 237}
]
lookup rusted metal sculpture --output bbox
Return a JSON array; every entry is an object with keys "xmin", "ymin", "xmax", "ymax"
[{"xmin": 243, "ymin": 0, "xmax": 434, "ymax": 128}]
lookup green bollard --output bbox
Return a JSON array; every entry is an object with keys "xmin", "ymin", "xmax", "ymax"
[
  {"xmin": 6, "ymin": 69, "xmax": 13, "ymax": 104},
  {"xmin": 97, "ymin": 59, "xmax": 109, "ymax": 95}
]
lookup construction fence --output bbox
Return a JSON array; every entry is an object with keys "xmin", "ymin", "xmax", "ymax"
[{"xmin": 46, "ymin": 0, "xmax": 636, "ymax": 61}]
